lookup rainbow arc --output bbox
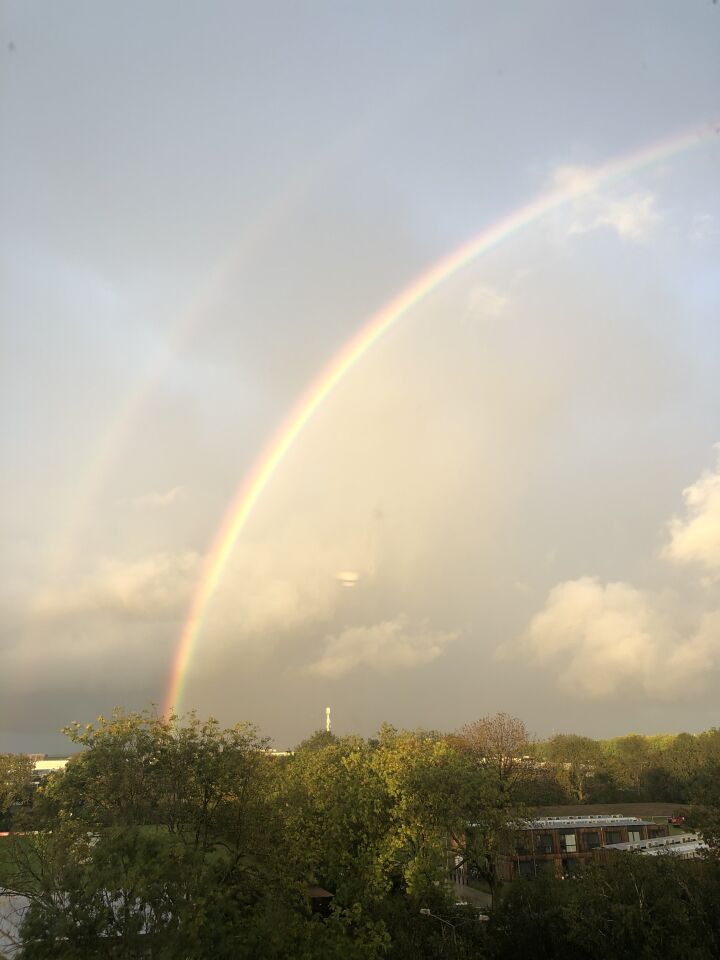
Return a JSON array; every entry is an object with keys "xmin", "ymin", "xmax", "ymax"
[{"xmin": 164, "ymin": 122, "xmax": 718, "ymax": 716}]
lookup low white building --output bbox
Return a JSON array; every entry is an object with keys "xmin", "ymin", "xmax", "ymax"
[
  {"xmin": 603, "ymin": 832, "xmax": 708, "ymax": 860},
  {"xmin": 31, "ymin": 758, "xmax": 69, "ymax": 783}
]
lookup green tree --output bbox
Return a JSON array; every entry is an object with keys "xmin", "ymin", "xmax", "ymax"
[
  {"xmin": 282, "ymin": 727, "xmax": 497, "ymax": 954},
  {"xmin": 295, "ymin": 730, "xmax": 338, "ymax": 752},
  {"xmin": 8, "ymin": 710, "xmax": 372, "ymax": 959},
  {"xmin": 603, "ymin": 734, "xmax": 655, "ymax": 798},
  {"xmin": 283, "ymin": 734, "xmax": 394, "ymax": 905},
  {"xmin": 489, "ymin": 854, "xmax": 720, "ymax": 959},
  {"xmin": 543, "ymin": 734, "xmax": 601, "ymax": 803},
  {"xmin": 0, "ymin": 754, "xmax": 34, "ymax": 826},
  {"xmin": 664, "ymin": 733, "xmax": 701, "ymax": 788},
  {"xmin": 689, "ymin": 760, "xmax": 720, "ymax": 853},
  {"xmin": 370, "ymin": 729, "xmax": 482, "ymax": 898}
]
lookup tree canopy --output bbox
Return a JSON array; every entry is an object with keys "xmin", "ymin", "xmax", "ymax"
[{"xmin": 1, "ymin": 711, "xmax": 719, "ymax": 958}]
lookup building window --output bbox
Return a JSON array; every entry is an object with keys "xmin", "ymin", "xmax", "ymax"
[
  {"xmin": 535, "ymin": 833, "xmax": 553, "ymax": 854},
  {"xmin": 583, "ymin": 831, "xmax": 600, "ymax": 850},
  {"xmin": 517, "ymin": 859, "xmax": 534, "ymax": 877},
  {"xmin": 559, "ymin": 831, "xmax": 577, "ymax": 853},
  {"xmin": 628, "ymin": 830, "xmax": 641, "ymax": 843},
  {"xmin": 516, "ymin": 837, "xmax": 530, "ymax": 856},
  {"xmin": 605, "ymin": 830, "xmax": 622, "ymax": 845}
]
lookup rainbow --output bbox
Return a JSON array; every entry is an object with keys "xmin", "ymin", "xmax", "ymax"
[{"xmin": 164, "ymin": 121, "xmax": 718, "ymax": 716}]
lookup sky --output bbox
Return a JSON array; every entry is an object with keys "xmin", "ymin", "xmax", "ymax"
[{"xmin": 1, "ymin": 1, "xmax": 719, "ymax": 752}]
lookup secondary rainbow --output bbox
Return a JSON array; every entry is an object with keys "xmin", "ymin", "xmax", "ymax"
[{"xmin": 164, "ymin": 121, "xmax": 718, "ymax": 716}]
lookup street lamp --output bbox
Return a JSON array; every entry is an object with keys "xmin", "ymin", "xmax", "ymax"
[{"xmin": 419, "ymin": 907, "xmax": 490, "ymax": 950}]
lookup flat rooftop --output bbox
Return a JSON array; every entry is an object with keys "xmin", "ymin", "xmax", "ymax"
[
  {"xmin": 33, "ymin": 759, "xmax": 69, "ymax": 773},
  {"xmin": 604, "ymin": 833, "xmax": 708, "ymax": 856},
  {"xmin": 525, "ymin": 815, "xmax": 654, "ymax": 829}
]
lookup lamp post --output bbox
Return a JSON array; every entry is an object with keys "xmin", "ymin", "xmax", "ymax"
[
  {"xmin": 419, "ymin": 908, "xmax": 458, "ymax": 950},
  {"xmin": 419, "ymin": 907, "xmax": 489, "ymax": 953}
]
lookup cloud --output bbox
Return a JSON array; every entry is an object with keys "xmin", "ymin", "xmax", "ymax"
[
  {"xmin": 663, "ymin": 446, "xmax": 720, "ymax": 578},
  {"xmin": 206, "ymin": 559, "xmax": 337, "ymax": 640},
  {"xmin": 198, "ymin": 535, "xmax": 359, "ymax": 647},
  {"xmin": 660, "ymin": 610, "xmax": 720, "ymax": 694},
  {"xmin": 592, "ymin": 193, "xmax": 660, "ymax": 241},
  {"xmin": 570, "ymin": 190, "xmax": 660, "ymax": 242},
  {"xmin": 463, "ymin": 284, "xmax": 508, "ymax": 322},
  {"xmin": 32, "ymin": 550, "xmax": 201, "ymax": 621},
  {"xmin": 4, "ymin": 159, "xmax": 717, "ymax": 739},
  {"xmin": 130, "ymin": 486, "xmax": 185, "ymax": 508},
  {"xmin": 511, "ymin": 446, "xmax": 720, "ymax": 700},
  {"xmin": 520, "ymin": 577, "xmax": 720, "ymax": 700},
  {"xmin": 550, "ymin": 166, "xmax": 660, "ymax": 242},
  {"xmin": 0, "ymin": 551, "xmax": 203, "ymax": 694},
  {"xmin": 522, "ymin": 577, "xmax": 667, "ymax": 697},
  {"xmin": 307, "ymin": 614, "xmax": 457, "ymax": 677},
  {"xmin": 551, "ymin": 165, "xmax": 602, "ymax": 198}
]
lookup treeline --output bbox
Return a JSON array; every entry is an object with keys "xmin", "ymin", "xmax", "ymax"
[
  {"xmin": 526, "ymin": 728, "xmax": 720, "ymax": 805},
  {"xmin": 0, "ymin": 710, "xmax": 718, "ymax": 959}
]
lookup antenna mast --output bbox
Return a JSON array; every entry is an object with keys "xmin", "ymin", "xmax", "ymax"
[{"xmin": 325, "ymin": 706, "xmax": 331, "ymax": 734}]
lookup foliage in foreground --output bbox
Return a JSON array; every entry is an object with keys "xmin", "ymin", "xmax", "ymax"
[
  {"xmin": 490, "ymin": 855, "xmax": 720, "ymax": 960},
  {"xmin": 1, "ymin": 710, "xmax": 719, "ymax": 958},
  {"xmin": 4, "ymin": 711, "xmax": 506, "ymax": 958},
  {"xmin": 0, "ymin": 753, "xmax": 34, "ymax": 829}
]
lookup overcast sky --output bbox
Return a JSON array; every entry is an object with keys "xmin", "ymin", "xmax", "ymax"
[{"xmin": 1, "ymin": 1, "xmax": 719, "ymax": 752}]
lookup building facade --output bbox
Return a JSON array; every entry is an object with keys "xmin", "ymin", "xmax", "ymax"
[{"xmin": 497, "ymin": 814, "xmax": 669, "ymax": 880}]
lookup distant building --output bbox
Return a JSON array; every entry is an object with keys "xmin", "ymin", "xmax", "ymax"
[
  {"xmin": 497, "ymin": 815, "xmax": 669, "ymax": 880},
  {"xmin": 31, "ymin": 758, "xmax": 69, "ymax": 783}
]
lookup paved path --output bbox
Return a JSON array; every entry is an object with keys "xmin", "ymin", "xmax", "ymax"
[{"xmin": 452, "ymin": 881, "xmax": 492, "ymax": 909}]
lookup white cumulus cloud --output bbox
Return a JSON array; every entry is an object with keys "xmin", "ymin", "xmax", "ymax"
[
  {"xmin": 32, "ymin": 550, "xmax": 201, "ymax": 621},
  {"xmin": 520, "ymin": 577, "xmax": 720, "ymax": 700},
  {"xmin": 549, "ymin": 166, "xmax": 661, "ymax": 242},
  {"xmin": 551, "ymin": 164, "xmax": 602, "ymax": 198},
  {"xmin": 659, "ymin": 610, "xmax": 720, "ymax": 695},
  {"xmin": 569, "ymin": 190, "xmax": 660, "ymax": 242},
  {"xmin": 523, "ymin": 577, "xmax": 667, "ymax": 697},
  {"xmin": 513, "ymin": 444, "xmax": 720, "ymax": 700},
  {"xmin": 592, "ymin": 192, "xmax": 660, "ymax": 241},
  {"xmin": 307, "ymin": 614, "xmax": 457, "ymax": 677},
  {"xmin": 663, "ymin": 446, "xmax": 720, "ymax": 578}
]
